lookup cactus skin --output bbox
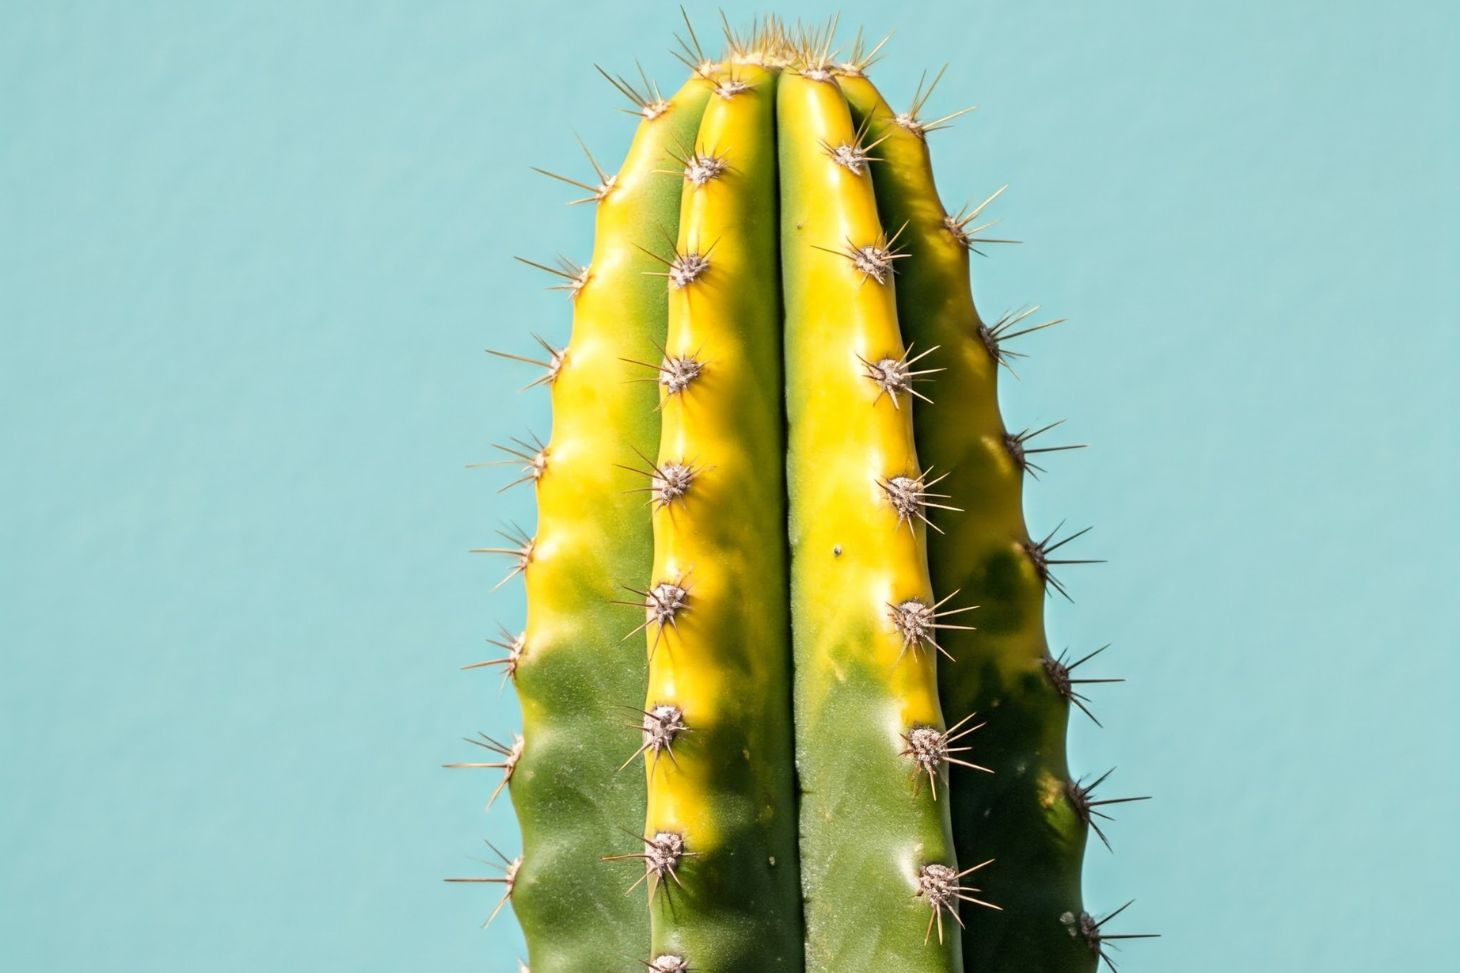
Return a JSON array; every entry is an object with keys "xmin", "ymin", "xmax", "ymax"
[
  {"xmin": 779, "ymin": 69, "xmax": 968, "ymax": 973},
  {"xmin": 469, "ymin": 20, "xmax": 1150, "ymax": 973},
  {"xmin": 838, "ymin": 76, "xmax": 1097, "ymax": 971},
  {"xmin": 638, "ymin": 63, "xmax": 805, "ymax": 971},
  {"xmin": 508, "ymin": 75, "xmax": 711, "ymax": 973}
]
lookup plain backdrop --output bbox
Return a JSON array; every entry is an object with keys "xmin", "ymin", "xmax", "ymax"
[{"xmin": 2, "ymin": 1, "xmax": 1456, "ymax": 970}]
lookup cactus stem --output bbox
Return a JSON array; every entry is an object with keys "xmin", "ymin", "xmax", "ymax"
[
  {"xmin": 619, "ymin": 703, "xmax": 690, "ymax": 772},
  {"xmin": 1005, "ymin": 420, "xmax": 1086, "ymax": 479},
  {"xmin": 916, "ymin": 859, "xmax": 1000, "ymax": 945},
  {"xmin": 1071, "ymin": 900, "xmax": 1160, "ymax": 970},
  {"xmin": 444, "ymin": 841, "xmax": 521, "ymax": 926},
  {"xmin": 878, "ymin": 466, "xmax": 961, "ymax": 533},
  {"xmin": 977, "ymin": 305, "xmax": 1066, "ymax": 374},
  {"xmin": 460, "ymin": 626, "xmax": 526, "ymax": 689},
  {"xmin": 596, "ymin": 63, "xmax": 670, "ymax": 120},
  {"xmin": 900, "ymin": 711, "xmax": 991, "ymax": 799},
  {"xmin": 443, "ymin": 732, "xmax": 524, "ymax": 809},
  {"xmin": 485, "ymin": 334, "xmax": 566, "ymax": 388},
  {"xmin": 887, "ymin": 590, "xmax": 977, "ymax": 662},
  {"xmin": 813, "ymin": 224, "xmax": 909, "ymax": 285},
  {"xmin": 857, "ymin": 342, "xmax": 941, "ymax": 408},
  {"xmin": 603, "ymin": 830, "xmax": 695, "ymax": 899},
  {"xmin": 1043, "ymin": 645, "xmax": 1125, "ymax": 726},
  {"xmin": 642, "ymin": 953, "xmax": 691, "ymax": 973},
  {"xmin": 895, "ymin": 66, "xmax": 976, "ymax": 139},
  {"xmin": 514, "ymin": 255, "xmax": 589, "ymax": 300},
  {"xmin": 1023, "ymin": 522, "xmax": 1102, "ymax": 602},
  {"xmin": 471, "ymin": 525, "xmax": 535, "ymax": 591},
  {"xmin": 1066, "ymin": 770, "xmax": 1151, "ymax": 852}
]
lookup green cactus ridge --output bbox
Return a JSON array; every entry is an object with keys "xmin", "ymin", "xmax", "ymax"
[{"xmin": 459, "ymin": 17, "xmax": 1152, "ymax": 973}]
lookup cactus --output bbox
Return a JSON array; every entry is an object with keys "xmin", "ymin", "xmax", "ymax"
[{"xmin": 458, "ymin": 16, "xmax": 1153, "ymax": 973}]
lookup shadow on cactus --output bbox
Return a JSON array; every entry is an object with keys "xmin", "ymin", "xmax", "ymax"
[{"xmin": 452, "ymin": 13, "xmax": 1155, "ymax": 973}]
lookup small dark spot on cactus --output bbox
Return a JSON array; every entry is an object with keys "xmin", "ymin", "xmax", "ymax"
[
  {"xmin": 1075, "ymin": 900, "xmax": 1160, "ymax": 968},
  {"xmin": 444, "ymin": 840, "xmax": 520, "ymax": 926},
  {"xmin": 916, "ymin": 859, "xmax": 999, "ymax": 945},
  {"xmin": 1043, "ymin": 645, "xmax": 1124, "ymax": 726},
  {"xmin": 879, "ymin": 467, "xmax": 961, "ymax": 533},
  {"xmin": 900, "ymin": 713, "xmax": 991, "ymax": 799},
  {"xmin": 1023, "ymin": 522, "xmax": 1102, "ymax": 601},
  {"xmin": 857, "ymin": 342, "xmax": 940, "ymax": 409},
  {"xmin": 833, "ymin": 545, "xmax": 842, "ymax": 557},
  {"xmin": 1066, "ymin": 769, "xmax": 1150, "ymax": 852},
  {"xmin": 604, "ymin": 831, "xmax": 694, "ymax": 899},
  {"xmin": 1004, "ymin": 420, "xmax": 1085, "ymax": 479},
  {"xmin": 886, "ymin": 591, "xmax": 976, "ymax": 662}
]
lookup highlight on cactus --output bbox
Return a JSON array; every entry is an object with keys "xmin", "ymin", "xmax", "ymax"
[{"xmin": 454, "ymin": 13, "xmax": 1154, "ymax": 972}]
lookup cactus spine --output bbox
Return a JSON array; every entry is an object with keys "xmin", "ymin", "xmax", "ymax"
[{"xmin": 463, "ymin": 18, "xmax": 1152, "ymax": 973}]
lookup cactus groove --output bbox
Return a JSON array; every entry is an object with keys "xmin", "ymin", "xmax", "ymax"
[{"xmin": 459, "ymin": 16, "xmax": 1153, "ymax": 973}]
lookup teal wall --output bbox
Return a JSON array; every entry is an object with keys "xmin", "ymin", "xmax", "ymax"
[{"xmin": 2, "ymin": 1, "xmax": 1455, "ymax": 970}]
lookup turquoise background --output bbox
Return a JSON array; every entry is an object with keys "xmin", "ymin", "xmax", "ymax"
[{"xmin": 2, "ymin": 1, "xmax": 1455, "ymax": 970}]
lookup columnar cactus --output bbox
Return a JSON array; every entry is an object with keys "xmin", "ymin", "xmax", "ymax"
[{"xmin": 456, "ymin": 16, "xmax": 1153, "ymax": 973}]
